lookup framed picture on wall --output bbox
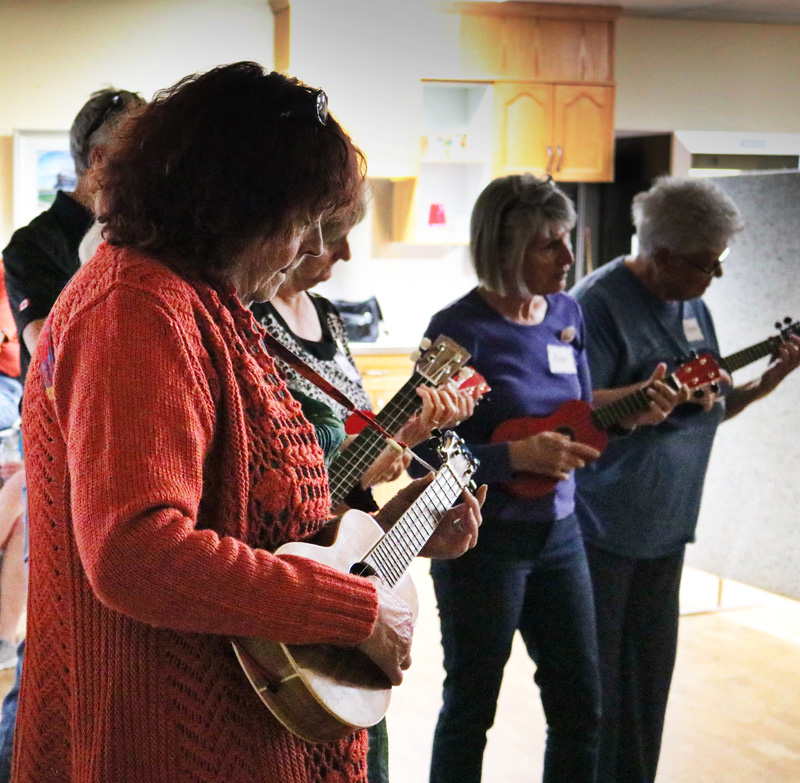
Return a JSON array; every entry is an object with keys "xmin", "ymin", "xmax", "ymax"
[{"xmin": 13, "ymin": 130, "xmax": 76, "ymax": 230}]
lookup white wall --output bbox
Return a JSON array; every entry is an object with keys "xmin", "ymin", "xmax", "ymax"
[
  {"xmin": 615, "ymin": 17, "xmax": 800, "ymax": 133},
  {"xmin": 4, "ymin": 5, "xmax": 800, "ymax": 347},
  {"xmin": 0, "ymin": 0, "xmax": 273, "ymax": 245}
]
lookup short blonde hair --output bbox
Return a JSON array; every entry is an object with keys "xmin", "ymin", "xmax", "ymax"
[{"xmin": 470, "ymin": 174, "xmax": 576, "ymax": 297}]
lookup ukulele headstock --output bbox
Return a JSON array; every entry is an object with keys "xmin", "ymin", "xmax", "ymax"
[
  {"xmin": 673, "ymin": 352, "xmax": 722, "ymax": 391},
  {"xmin": 777, "ymin": 316, "xmax": 800, "ymax": 342},
  {"xmin": 452, "ymin": 366, "xmax": 491, "ymax": 402},
  {"xmin": 436, "ymin": 431, "xmax": 479, "ymax": 488},
  {"xmin": 411, "ymin": 335, "xmax": 471, "ymax": 388}
]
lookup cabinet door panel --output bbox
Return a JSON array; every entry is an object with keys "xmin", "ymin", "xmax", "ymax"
[
  {"xmin": 552, "ymin": 85, "xmax": 614, "ymax": 182},
  {"xmin": 492, "ymin": 82, "xmax": 554, "ymax": 178},
  {"xmin": 502, "ymin": 17, "xmax": 540, "ymax": 79},
  {"xmin": 581, "ymin": 21, "xmax": 614, "ymax": 82},
  {"xmin": 353, "ymin": 354, "xmax": 415, "ymax": 413},
  {"xmin": 537, "ymin": 19, "xmax": 584, "ymax": 82}
]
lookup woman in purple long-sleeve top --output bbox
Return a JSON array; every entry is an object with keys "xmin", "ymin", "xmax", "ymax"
[{"xmin": 417, "ymin": 175, "xmax": 603, "ymax": 783}]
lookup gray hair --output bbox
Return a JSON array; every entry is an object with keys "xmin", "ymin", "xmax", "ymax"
[
  {"xmin": 632, "ymin": 176, "xmax": 744, "ymax": 257},
  {"xmin": 470, "ymin": 174, "xmax": 576, "ymax": 297},
  {"xmin": 70, "ymin": 88, "xmax": 145, "ymax": 176}
]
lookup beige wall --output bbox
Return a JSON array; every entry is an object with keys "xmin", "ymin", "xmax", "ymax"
[
  {"xmin": 4, "ymin": 4, "xmax": 800, "ymax": 252},
  {"xmin": 0, "ymin": 0, "xmax": 272, "ymax": 245},
  {"xmin": 616, "ymin": 17, "xmax": 800, "ymax": 133}
]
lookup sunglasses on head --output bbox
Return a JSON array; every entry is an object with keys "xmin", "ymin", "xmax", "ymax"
[
  {"xmin": 84, "ymin": 92, "xmax": 130, "ymax": 143},
  {"xmin": 279, "ymin": 88, "xmax": 328, "ymax": 126}
]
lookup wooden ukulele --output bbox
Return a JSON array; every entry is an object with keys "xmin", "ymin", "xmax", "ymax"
[
  {"xmin": 491, "ymin": 353, "xmax": 721, "ymax": 500},
  {"xmin": 328, "ymin": 335, "xmax": 487, "ymax": 507},
  {"xmin": 231, "ymin": 433, "xmax": 478, "ymax": 743},
  {"xmin": 719, "ymin": 317, "xmax": 799, "ymax": 374}
]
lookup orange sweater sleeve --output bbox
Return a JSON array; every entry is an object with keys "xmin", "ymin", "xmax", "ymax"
[{"xmin": 50, "ymin": 282, "xmax": 377, "ymax": 645}]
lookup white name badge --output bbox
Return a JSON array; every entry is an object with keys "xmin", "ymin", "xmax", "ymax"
[
  {"xmin": 683, "ymin": 318, "xmax": 705, "ymax": 343},
  {"xmin": 548, "ymin": 344, "xmax": 578, "ymax": 375},
  {"xmin": 333, "ymin": 350, "xmax": 362, "ymax": 384}
]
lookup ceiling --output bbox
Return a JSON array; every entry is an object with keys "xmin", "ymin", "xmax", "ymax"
[{"xmin": 482, "ymin": 1, "xmax": 800, "ymax": 25}]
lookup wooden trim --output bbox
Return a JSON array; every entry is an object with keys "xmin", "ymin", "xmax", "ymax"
[
  {"xmin": 439, "ymin": 2, "xmax": 621, "ymax": 22},
  {"xmin": 422, "ymin": 75, "xmax": 615, "ymax": 87},
  {"xmin": 268, "ymin": 0, "xmax": 290, "ymax": 13},
  {"xmin": 273, "ymin": 7, "xmax": 290, "ymax": 73}
]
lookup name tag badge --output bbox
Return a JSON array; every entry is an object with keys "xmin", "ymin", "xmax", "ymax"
[
  {"xmin": 333, "ymin": 351, "xmax": 362, "ymax": 383},
  {"xmin": 547, "ymin": 344, "xmax": 578, "ymax": 375},
  {"xmin": 683, "ymin": 318, "xmax": 705, "ymax": 343}
]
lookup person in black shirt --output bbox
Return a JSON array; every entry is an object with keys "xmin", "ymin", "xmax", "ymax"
[
  {"xmin": 0, "ymin": 86, "xmax": 144, "ymax": 783},
  {"xmin": 4, "ymin": 88, "xmax": 144, "ymax": 381}
]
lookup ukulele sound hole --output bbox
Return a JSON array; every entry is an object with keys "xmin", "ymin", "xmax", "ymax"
[
  {"xmin": 555, "ymin": 426, "xmax": 576, "ymax": 441},
  {"xmin": 351, "ymin": 562, "xmax": 377, "ymax": 578}
]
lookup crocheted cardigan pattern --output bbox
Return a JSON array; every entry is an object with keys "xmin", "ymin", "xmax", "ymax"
[{"xmin": 15, "ymin": 245, "xmax": 378, "ymax": 783}]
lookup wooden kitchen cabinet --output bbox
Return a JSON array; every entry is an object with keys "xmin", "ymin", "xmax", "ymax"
[
  {"xmin": 459, "ymin": 8, "xmax": 616, "ymax": 84},
  {"xmin": 350, "ymin": 352, "xmax": 417, "ymax": 506},
  {"xmin": 493, "ymin": 82, "xmax": 614, "ymax": 182},
  {"xmin": 552, "ymin": 84, "xmax": 615, "ymax": 182},
  {"xmin": 352, "ymin": 353, "xmax": 415, "ymax": 413},
  {"xmin": 492, "ymin": 82, "xmax": 553, "ymax": 178}
]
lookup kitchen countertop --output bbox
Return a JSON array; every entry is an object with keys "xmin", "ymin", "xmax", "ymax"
[{"xmin": 348, "ymin": 342, "xmax": 417, "ymax": 356}]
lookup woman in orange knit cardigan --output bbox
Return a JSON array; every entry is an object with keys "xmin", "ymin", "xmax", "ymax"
[{"xmin": 14, "ymin": 63, "xmax": 482, "ymax": 783}]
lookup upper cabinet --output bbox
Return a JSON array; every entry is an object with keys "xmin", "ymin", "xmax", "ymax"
[
  {"xmin": 460, "ymin": 1, "xmax": 618, "ymax": 185},
  {"xmin": 493, "ymin": 82, "xmax": 615, "ymax": 181},
  {"xmin": 272, "ymin": 1, "xmax": 619, "ymax": 243},
  {"xmin": 457, "ymin": 4, "xmax": 616, "ymax": 84}
]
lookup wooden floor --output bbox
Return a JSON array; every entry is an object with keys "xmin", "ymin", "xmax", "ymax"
[
  {"xmin": 387, "ymin": 565, "xmax": 800, "ymax": 783},
  {"xmin": 1, "ymin": 567, "xmax": 797, "ymax": 782}
]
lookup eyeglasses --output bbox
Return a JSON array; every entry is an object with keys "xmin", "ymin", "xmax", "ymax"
[
  {"xmin": 279, "ymin": 88, "xmax": 328, "ymax": 126},
  {"xmin": 84, "ymin": 92, "xmax": 128, "ymax": 144},
  {"xmin": 674, "ymin": 246, "xmax": 730, "ymax": 276}
]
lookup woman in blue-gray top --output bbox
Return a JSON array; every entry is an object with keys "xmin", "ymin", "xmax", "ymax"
[
  {"xmin": 571, "ymin": 176, "xmax": 800, "ymax": 783},
  {"xmin": 416, "ymin": 175, "xmax": 681, "ymax": 783}
]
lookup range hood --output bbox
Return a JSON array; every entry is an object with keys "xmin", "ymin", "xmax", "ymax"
[{"xmin": 672, "ymin": 131, "xmax": 800, "ymax": 176}]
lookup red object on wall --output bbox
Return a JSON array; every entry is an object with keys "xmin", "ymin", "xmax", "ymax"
[{"xmin": 428, "ymin": 203, "xmax": 446, "ymax": 225}]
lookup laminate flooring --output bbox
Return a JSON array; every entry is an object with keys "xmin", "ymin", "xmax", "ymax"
[
  {"xmin": 1, "ymin": 567, "xmax": 797, "ymax": 782},
  {"xmin": 387, "ymin": 565, "xmax": 800, "ymax": 783}
]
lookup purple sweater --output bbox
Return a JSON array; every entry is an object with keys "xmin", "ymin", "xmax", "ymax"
[{"xmin": 416, "ymin": 288, "xmax": 592, "ymax": 524}]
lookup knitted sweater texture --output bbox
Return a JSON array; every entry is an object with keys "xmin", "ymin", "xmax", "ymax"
[{"xmin": 15, "ymin": 245, "xmax": 378, "ymax": 783}]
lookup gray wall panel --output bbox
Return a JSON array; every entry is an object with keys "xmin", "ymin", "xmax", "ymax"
[{"xmin": 686, "ymin": 171, "xmax": 800, "ymax": 600}]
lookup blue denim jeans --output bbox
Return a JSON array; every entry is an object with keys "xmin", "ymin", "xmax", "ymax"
[
  {"xmin": 584, "ymin": 543, "xmax": 684, "ymax": 783},
  {"xmin": 0, "ymin": 376, "xmax": 21, "ymax": 432},
  {"xmin": 429, "ymin": 513, "xmax": 601, "ymax": 783},
  {"xmin": 0, "ymin": 639, "xmax": 23, "ymax": 783}
]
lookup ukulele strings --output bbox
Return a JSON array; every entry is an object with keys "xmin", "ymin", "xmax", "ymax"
[{"xmin": 365, "ymin": 464, "xmax": 465, "ymax": 587}]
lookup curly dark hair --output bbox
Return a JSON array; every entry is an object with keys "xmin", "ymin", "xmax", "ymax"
[{"xmin": 99, "ymin": 62, "xmax": 366, "ymax": 275}]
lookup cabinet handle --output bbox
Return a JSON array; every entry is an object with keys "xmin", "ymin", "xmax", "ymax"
[
  {"xmin": 555, "ymin": 146, "xmax": 563, "ymax": 173},
  {"xmin": 546, "ymin": 145, "xmax": 554, "ymax": 174}
]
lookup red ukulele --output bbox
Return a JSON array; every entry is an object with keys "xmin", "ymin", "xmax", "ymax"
[{"xmin": 491, "ymin": 353, "xmax": 722, "ymax": 500}]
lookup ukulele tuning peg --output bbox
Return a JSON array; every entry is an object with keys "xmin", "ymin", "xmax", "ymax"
[
  {"xmin": 775, "ymin": 322, "xmax": 783, "ymax": 330},
  {"xmin": 785, "ymin": 317, "xmax": 793, "ymax": 325},
  {"xmin": 419, "ymin": 337, "xmax": 432, "ymax": 350},
  {"xmin": 409, "ymin": 350, "xmax": 421, "ymax": 364},
  {"xmin": 674, "ymin": 356, "xmax": 685, "ymax": 365}
]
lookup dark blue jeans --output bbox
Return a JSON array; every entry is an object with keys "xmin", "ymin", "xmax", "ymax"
[
  {"xmin": 429, "ymin": 513, "xmax": 601, "ymax": 783},
  {"xmin": 585, "ymin": 543, "xmax": 685, "ymax": 783},
  {"xmin": 0, "ymin": 639, "xmax": 23, "ymax": 783}
]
